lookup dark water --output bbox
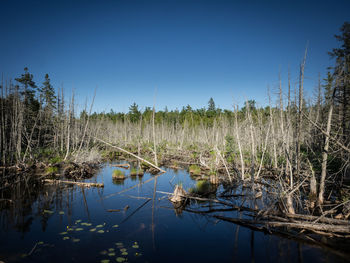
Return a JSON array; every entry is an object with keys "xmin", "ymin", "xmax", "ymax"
[{"xmin": 0, "ymin": 162, "xmax": 347, "ymax": 263}]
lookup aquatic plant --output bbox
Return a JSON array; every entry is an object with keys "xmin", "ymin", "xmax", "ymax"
[{"xmin": 112, "ymin": 170, "xmax": 125, "ymax": 179}]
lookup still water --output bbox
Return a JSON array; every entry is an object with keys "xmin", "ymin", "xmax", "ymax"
[{"xmin": 0, "ymin": 162, "xmax": 347, "ymax": 262}]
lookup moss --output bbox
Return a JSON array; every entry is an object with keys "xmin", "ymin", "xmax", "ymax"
[
  {"xmin": 189, "ymin": 164, "xmax": 201, "ymax": 175},
  {"xmin": 112, "ymin": 169, "xmax": 125, "ymax": 179}
]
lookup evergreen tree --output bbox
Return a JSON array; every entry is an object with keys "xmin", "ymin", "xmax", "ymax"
[
  {"xmin": 208, "ymin": 97, "xmax": 216, "ymax": 112},
  {"xmin": 128, "ymin": 102, "xmax": 141, "ymax": 122},
  {"xmin": 40, "ymin": 74, "xmax": 56, "ymax": 111},
  {"xmin": 328, "ymin": 22, "xmax": 350, "ymax": 143}
]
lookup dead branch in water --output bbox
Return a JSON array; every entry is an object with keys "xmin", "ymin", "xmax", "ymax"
[
  {"xmin": 93, "ymin": 137, "xmax": 166, "ymax": 173},
  {"xmin": 44, "ymin": 179, "xmax": 104, "ymax": 188}
]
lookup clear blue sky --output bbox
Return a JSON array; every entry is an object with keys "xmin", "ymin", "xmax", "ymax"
[{"xmin": 1, "ymin": 0, "xmax": 349, "ymax": 112}]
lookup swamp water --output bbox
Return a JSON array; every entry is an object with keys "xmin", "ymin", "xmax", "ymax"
[{"xmin": 0, "ymin": 162, "xmax": 348, "ymax": 263}]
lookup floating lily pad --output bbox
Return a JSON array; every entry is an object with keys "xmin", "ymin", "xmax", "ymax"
[
  {"xmin": 121, "ymin": 252, "xmax": 128, "ymax": 256},
  {"xmin": 85, "ymin": 223, "xmax": 92, "ymax": 226},
  {"xmin": 100, "ymin": 250, "xmax": 108, "ymax": 255},
  {"xmin": 67, "ymin": 228, "xmax": 74, "ymax": 232},
  {"xmin": 43, "ymin": 210, "xmax": 54, "ymax": 214},
  {"xmin": 120, "ymin": 248, "xmax": 127, "ymax": 252},
  {"xmin": 37, "ymin": 241, "xmax": 44, "ymax": 245},
  {"xmin": 63, "ymin": 237, "xmax": 70, "ymax": 240},
  {"xmin": 59, "ymin": 211, "xmax": 65, "ymax": 215},
  {"xmin": 97, "ymin": 230, "xmax": 105, "ymax": 234},
  {"xmin": 132, "ymin": 245, "xmax": 139, "ymax": 249},
  {"xmin": 75, "ymin": 228, "xmax": 84, "ymax": 231},
  {"xmin": 96, "ymin": 224, "xmax": 104, "ymax": 228},
  {"xmin": 108, "ymin": 252, "xmax": 116, "ymax": 257},
  {"xmin": 72, "ymin": 238, "xmax": 80, "ymax": 242},
  {"xmin": 90, "ymin": 228, "xmax": 96, "ymax": 232},
  {"xmin": 116, "ymin": 257, "xmax": 126, "ymax": 262},
  {"xmin": 112, "ymin": 224, "xmax": 119, "ymax": 228},
  {"xmin": 115, "ymin": 242, "xmax": 123, "ymax": 246},
  {"xmin": 101, "ymin": 260, "xmax": 110, "ymax": 263},
  {"xmin": 108, "ymin": 248, "xmax": 115, "ymax": 252}
]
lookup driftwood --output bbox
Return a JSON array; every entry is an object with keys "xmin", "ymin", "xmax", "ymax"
[
  {"xmin": 111, "ymin": 163, "xmax": 130, "ymax": 169},
  {"xmin": 44, "ymin": 179, "xmax": 104, "ymax": 188}
]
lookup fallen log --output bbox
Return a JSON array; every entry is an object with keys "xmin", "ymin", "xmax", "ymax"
[
  {"xmin": 44, "ymin": 179, "xmax": 104, "ymax": 188},
  {"xmin": 111, "ymin": 163, "xmax": 130, "ymax": 169}
]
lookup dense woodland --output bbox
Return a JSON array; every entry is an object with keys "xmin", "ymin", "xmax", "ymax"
[{"xmin": 1, "ymin": 22, "xmax": 350, "ymax": 210}]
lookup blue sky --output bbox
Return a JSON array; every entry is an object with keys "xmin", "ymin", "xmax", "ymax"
[{"xmin": 1, "ymin": 0, "xmax": 349, "ymax": 113}]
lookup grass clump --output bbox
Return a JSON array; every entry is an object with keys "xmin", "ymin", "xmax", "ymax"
[
  {"xmin": 189, "ymin": 164, "xmax": 201, "ymax": 175},
  {"xmin": 112, "ymin": 169, "xmax": 125, "ymax": 179},
  {"xmin": 130, "ymin": 168, "xmax": 144, "ymax": 176}
]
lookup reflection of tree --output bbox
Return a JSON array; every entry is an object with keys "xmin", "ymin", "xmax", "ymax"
[{"xmin": 0, "ymin": 178, "xmax": 76, "ymax": 236}]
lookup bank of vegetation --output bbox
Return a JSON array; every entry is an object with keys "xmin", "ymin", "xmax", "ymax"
[{"xmin": 1, "ymin": 22, "xmax": 350, "ymax": 242}]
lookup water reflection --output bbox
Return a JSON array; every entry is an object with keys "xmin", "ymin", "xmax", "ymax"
[{"xmin": 0, "ymin": 163, "xmax": 349, "ymax": 263}]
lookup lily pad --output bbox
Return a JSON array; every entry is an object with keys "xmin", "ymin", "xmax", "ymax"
[
  {"xmin": 112, "ymin": 224, "xmax": 119, "ymax": 228},
  {"xmin": 115, "ymin": 242, "xmax": 123, "ymax": 246},
  {"xmin": 43, "ymin": 210, "xmax": 54, "ymax": 214},
  {"xmin": 90, "ymin": 228, "xmax": 97, "ymax": 232},
  {"xmin": 85, "ymin": 223, "xmax": 92, "ymax": 226},
  {"xmin": 108, "ymin": 252, "xmax": 116, "ymax": 257},
  {"xmin": 100, "ymin": 250, "xmax": 108, "ymax": 255},
  {"xmin": 37, "ymin": 241, "xmax": 44, "ymax": 245},
  {"xmin": 132, "ymin": 245, "xmax": 139, "ymax": 249},
  {"xmin": 116, "ymin": 257, "xmax": 126, "ymax": 262},
  {"xmin": 120, "ymin": 248, "xmax": 127, "ymax": 252},
  {"xmin": 101, "ymin": 260, "xmax": 110, "ymax": 263},
  {"xmin": 121, "ymin": 252, "xmax": 128, "ymax": 256},
  {"xmin": 59, "ymin": 211, "xmax": 65, "ymax": 215},
  {"xmin": 72, "ymin": 238, "xmax": 80, "ymax": 243},
  {"xmin": 96, "ymin": 224, "xmax": 104, "ymax": 228},
  {"xmin": 97, "ymin": 230, "xmax": 105, "ymax": 234},
  {"xmin": 75, "ymin": 228, "xmax": 84, "ymax": 231},
  {"xmin": 63, "ymin": 237, "xmax": 70, "ymax": 240},
  {"xmin": 108, "ymin": 248, "xmax": 115, "ymax": 252}
]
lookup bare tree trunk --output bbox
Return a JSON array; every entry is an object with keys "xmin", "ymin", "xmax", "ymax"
[
  {"xmin": 234, "ymin": 105, "xmax": 245, "ymax": 180},
  {"xmin": 296, "ymin": 48, "xmax": 307, "ymax": 177},
  {"xmin": 318, "ymin": 88, "xmax": 336, "ymax": 205}
]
